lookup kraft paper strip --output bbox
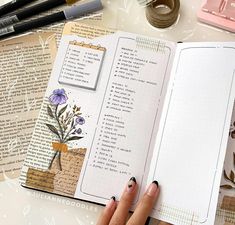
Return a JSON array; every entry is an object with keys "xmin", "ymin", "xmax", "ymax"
[{"xmin": 221, "ymin": 196, "xmax": 235, "ymax": 212}]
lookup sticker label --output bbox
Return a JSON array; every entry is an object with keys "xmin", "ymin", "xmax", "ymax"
[
  {"xmin": 0, "ymin": 15, "xmax": 19, "ymax": 28},
  {"xmin": 0, "ymin": 26, "xmax": 15, "ymax": 36}
]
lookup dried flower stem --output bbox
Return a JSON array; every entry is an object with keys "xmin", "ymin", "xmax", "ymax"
[{"xmin": 55, "ymin": 105, "xmax": 64, "ymax": 141}]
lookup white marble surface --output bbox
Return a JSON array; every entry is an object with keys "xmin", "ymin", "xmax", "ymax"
[{"xmin": 0, "ymin": 0, "xmax": 234, "ymax": 225}]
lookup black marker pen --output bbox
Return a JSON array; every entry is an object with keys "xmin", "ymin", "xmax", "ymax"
[
  {"xmin": 0, "ymin": 0, "xmax": 103, "ymax": 40},
  {"xmin": 0, "ymin": 0, "xmax": 37, "ymax": 17},
  {"xmin": 0, "ymin": 0, "xmax": 80, "ymax": 28}
]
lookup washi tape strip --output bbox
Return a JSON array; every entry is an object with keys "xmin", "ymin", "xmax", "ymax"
[
  {"xmin": 146, "ymin": 0, "xmax": 180, "ymax": 28},
  {"xmin": 158, "ymin": 203, "xmax": 199, "ymax": 225},
  {"xmin": 136, "ymin": 36, "xmax": 166, "ymax": 53},
  {"xmin": 52, "ymin": 142, "xmax": 68, "ymax": 153},
  {"xmin": 69, "ymin": 40, "xmax": 106, "ymax": 51}
]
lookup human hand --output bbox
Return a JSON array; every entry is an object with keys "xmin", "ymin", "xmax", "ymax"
[{"xmin": 97, "ymin": 177, "xmax": 160, "ymax": 225}]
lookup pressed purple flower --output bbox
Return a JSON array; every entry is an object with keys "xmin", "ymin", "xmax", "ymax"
[
  {"xmin": 76, "ymin": 116, "xmax": 85, "ymax": 125},
  {"xmin": 76, "ymin": 128, "xmax": 82, "ymax": 134},
  {"xmin": 49, "ymin": 89, "xmax": 68, "ymax": 105},
  {"xmin": 72, "ymin": 128, "xmax": 82, "ymax": 135}
]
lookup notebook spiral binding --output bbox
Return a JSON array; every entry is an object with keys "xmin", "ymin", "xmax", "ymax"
[
  {"xmin": 69, "ymin": 40, "xmax": 106, "ymax": 51},
  {"xmin": 136, "ymin": 36, "xmax": 166, "ymax": 53}
]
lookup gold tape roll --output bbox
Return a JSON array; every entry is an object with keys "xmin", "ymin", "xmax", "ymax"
[
  {"xmin": 66, "ymin": 0, "xmax": 80, "ymax": 5},
  {"xmin": 146, "ymin": 0, "xmax": 180, "ymax": 28}
]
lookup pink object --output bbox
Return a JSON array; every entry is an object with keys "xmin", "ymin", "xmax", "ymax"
[
  {"xmin": 197, "ymin": 0, "xmax": 235, "ymax": 32},
  {"xmin": 223, "ymin": 0, "xmax": 235, "ymax": 20}
]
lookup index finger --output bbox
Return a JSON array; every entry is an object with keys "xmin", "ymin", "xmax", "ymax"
[
  {"xmin": 109, "ymin": 177, "xmax": 138, "ymax": 225},
  {"xmin": 127, "ymin": 181, "xmax": 160, "ymax": 225}
]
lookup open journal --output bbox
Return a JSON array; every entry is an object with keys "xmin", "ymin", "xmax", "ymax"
[{"xmin": 20, "ymin": 31, "xmax": 235, "ymax": 225}]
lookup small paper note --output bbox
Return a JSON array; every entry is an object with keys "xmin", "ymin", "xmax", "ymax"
[{"xmin": 59, "ymin": 41, "xmax": 106, "ymax": 90}]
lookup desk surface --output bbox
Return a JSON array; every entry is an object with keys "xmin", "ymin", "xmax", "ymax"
[{"xmin": 0, "ymin": 0, "xmax": 234, "ymax": 225}]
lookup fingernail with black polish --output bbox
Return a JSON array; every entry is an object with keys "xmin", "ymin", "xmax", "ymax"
[
  {"xmin": 127, "ymin": 177, "xmax": 137, "ymax": 193},
  {"xmin": 146, "ymin": 180, "xmax": 159, "ymax": 197},
  {"xmin": 106, "ymin": 196, "xmax": 116, "ymax": 209},
  {"xmin": 152, "ymin": 180, "xmax": 159, "ymax": 187}
]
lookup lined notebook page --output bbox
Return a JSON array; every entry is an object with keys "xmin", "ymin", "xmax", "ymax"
[
  {"xmin": 148, "ymin": 43, "xmax": 235, "ymax": 225},
  {"xmin": 76, "ymin": 33, "xmax": 176, "ymax": 204}
]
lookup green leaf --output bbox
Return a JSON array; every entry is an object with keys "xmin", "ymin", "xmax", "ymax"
[
  {"xmin": 231, "ymin": 130, "xmax": 235, "ymax": 139},
  {"xmin": 233, "ymin": 152, "xmax": 235, "ymax": 167},
  {"xmin": 45, "ymin": 123, "xmax": 60, "ymax": 138},
  {"xmin": 224, "ymin": 170, "xmax": 230, "ymax": 180},
  {"xmin": 58, "ymin": 105, "xmax": 68, "ymax": 118},
  {"xmin": 71, "ymin": 119, "xmax": 74, "ymax": 128},
  {"xmin": 66, "ymin": 136, "xmax": 83, "ymax": 142},
  {"xmin": 47, "ymin": 105, "xmax": 54, "ymax": 118},
  {"xmin": 220, "ymin": 184, "xmax": 233, "ymax": 189},
  {"xmin": 230, "ymin": 170, "xmax": 235, "ymax": 181}
]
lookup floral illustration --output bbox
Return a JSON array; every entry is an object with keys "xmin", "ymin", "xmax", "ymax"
[
  {"xmin": 46, "ymin": 89, "xmax": 85, "ymax": 171},
  {"xmin": 49, "ymin": 89, "xmax": 68, "ymax": 105},
  {"xmin": 221, "ymin": 121, "xmax": 235, "ymax": 190},
  {"xmin": 229, "ymin": 121, "xmax": 235, "ymax": 139}
]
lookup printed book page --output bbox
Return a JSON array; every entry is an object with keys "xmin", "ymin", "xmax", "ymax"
[
  {"xmin": 0, "ymin": 23, "xmax": 115, "ymax": 183},
  {"xmin": 62, "ymin": 21, "xmax": 115, "ymax": 38},
  {"xmin": 19, "ymin": 32, "xmax": 176, "ymax": 206},
  {"xmin": 0, "ymin": 32, "xmax": 57, "ymax": 181},
  {"xmin": 147, "ymin": 42, "xmax": 235, "ymax": 225}
]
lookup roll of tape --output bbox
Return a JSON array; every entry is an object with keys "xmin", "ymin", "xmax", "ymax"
[
  {"xmin": 146, "ymin": 0, "xmax": 180, "ymax": 28},
  {"xmin": 66, "ymin": 0, "xmax": 80, "ymax": 5}
]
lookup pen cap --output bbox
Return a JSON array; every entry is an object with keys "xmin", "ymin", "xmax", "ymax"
[{"xmin": 64, "ymin": 0, "xmax": 103, "ymax": 19}]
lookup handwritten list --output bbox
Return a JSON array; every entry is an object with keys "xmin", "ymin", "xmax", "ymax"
[
  {"xmin": 83, "ymin": 36, "xmax": 172, "ymax": 193},
  {"xmin": 59, "ymin": 41, "xmax": 105, "ymax": 90}
]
